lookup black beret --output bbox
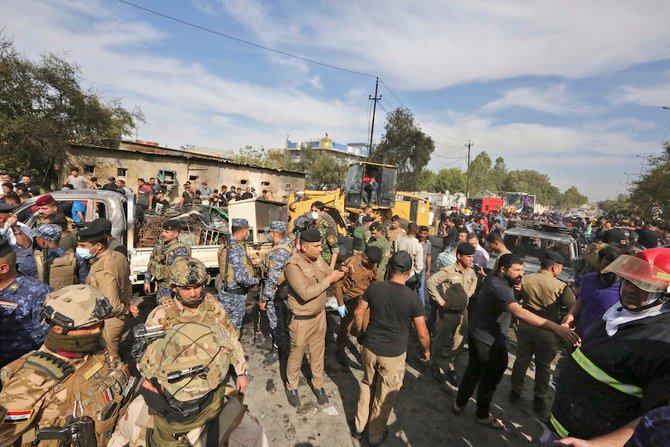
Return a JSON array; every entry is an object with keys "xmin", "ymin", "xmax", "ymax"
[
  {"xmin": 456, "ymin": 242, "xmax": 476, "ymax": 256},
  {"xmin": 389, "ymin": 250, "xmax": 412, "ymax": 273},
  {"xmin": 300, "ymin": 228, "xmax": 322, "ymax": 243},
  {"xmin": 369, "ymin": 222, "xmax": 381, "ymax": 232},
  {"xmin": 89, "ymin": 218, "xmax": 112, "ymax": 235},
  {"xmin": 162, "ymin": 219, "xmax": 182, "ymax": 231},
  {"xmin": 390, "ymin": 215, "xmax": 401, "ymax": 222},
  {"xmin": 0, "ymin": 238, "xmax": 14, "ymax": 257},
  {"xmin": 363, "ymin": 245, "xmax": 382, "ymax": 264},
  {"xmin": 0, "ymin": 202, "xmax": 15, "ymax": 213},
  {"xmin": 77, "ymin": 225, "xmax": 107, "ymax": 243},
  {"xmin": 544, "ymin": 250, "xmax": 567, "ymax": 265}
]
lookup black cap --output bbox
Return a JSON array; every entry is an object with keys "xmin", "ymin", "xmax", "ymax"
[
  {"xmin": 390, "ymin": 215, "xmax": 401, "ymax": 222},
  {"xmin": 363, "ymin": 245, "xmax": 382, "ymax": 264},
  {"xmin": 637, "ymin": 229, "xmax": 660, "ymax": 249},
  {"xmin": 544, "ymin": 250, "xmax": 567, "ymax": 265},
  {"xmin": 0, "ymin": 238, "xmax": 14, "ymax": 257},
  {"xmin": 162, "ymin": 219, "xmax": 182, "ymax": 231},
  {"xmin": 0, "ymin": 203, "xmax": 15, "ymax": 213},
  {"xmin": 89, "ymin": 218, "xmax": 112, "ymax": 235},
  {"xmin": 77, "ymin": 225, "xmax": 107, "ymax": 243},
  {"xmin": 389, "ymin": 250, "xmax": 412, "ymax": 273},
  {"xmin": 300, "ymin": 228, "xmax": 322, "ymax": 243},
  {"xmin": 456, "ymin": 242, "xmax": 476, "ymax": 256},
  {"xmin": 603, "ymin": 229, "xmax": 627, "ymax": 244},
  {"xmin": 369, "ymin": 222, "xmax": 381, "ymax": 232}
]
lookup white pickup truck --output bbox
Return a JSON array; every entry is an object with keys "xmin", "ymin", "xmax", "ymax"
[{"xmin": 16, "ymin": 190, "xmax": 286, "ymax": 286}]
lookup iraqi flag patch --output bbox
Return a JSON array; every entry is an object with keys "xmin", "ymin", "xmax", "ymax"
[
  {"xmin": 103, "ymin": 387, "xmax": 114, "ymax": 404},
  {"xmin": 3, "ymin": 409, "xmax": 33, "ymax": 423}
]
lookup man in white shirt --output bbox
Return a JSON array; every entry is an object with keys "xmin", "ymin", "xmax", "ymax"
[
  {"xmin": 0, "ymin": 202, "xmax": 35, "ymax": 276},
  {"xmin": 467, "ymin": 232, "xmax": 490, "ymax": 273},
  {"xmin": 65, "ymin": 167, "xmax": 88, "ymax": 189},
  {"xmin": 394, "ymin": 222, "xmax": 424, "ymax": 292}
]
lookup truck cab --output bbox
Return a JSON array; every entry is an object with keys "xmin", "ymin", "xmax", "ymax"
[{"xmin": 343, "ymin": 162, "xmax": 397, "ymax": 209}]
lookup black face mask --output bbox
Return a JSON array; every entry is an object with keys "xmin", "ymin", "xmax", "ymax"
[{"xmin": 140, "ymin": 383, "xmax": 211, "ymax": 423}]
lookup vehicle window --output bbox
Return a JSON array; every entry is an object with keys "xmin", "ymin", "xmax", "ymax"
[{"xmin": 505, "ymin": 234, "xmax": 574, "ymax": 264}]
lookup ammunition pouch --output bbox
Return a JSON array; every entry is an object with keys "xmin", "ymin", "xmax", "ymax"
[{"xmin": 37, "ymin": 416, "xmax": 97, "ymax": 447}]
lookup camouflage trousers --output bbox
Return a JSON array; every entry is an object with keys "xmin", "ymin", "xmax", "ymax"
[
  {"xmin": 218, "ymin": 291, "xmax": 246, "ymax": 331},
  {"xmin": 266, "ymin": 299, "xmax": 289, "ymax": 351}
]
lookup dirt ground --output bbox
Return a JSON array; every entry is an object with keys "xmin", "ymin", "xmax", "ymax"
[{"xmin": 239, "ymin": 294, "xmax": 555, "ymax": 447}]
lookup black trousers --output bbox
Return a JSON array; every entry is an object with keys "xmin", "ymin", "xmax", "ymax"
[{"xmin": 455, "ymin": 336, "xmax": 508, "ymax": 419}]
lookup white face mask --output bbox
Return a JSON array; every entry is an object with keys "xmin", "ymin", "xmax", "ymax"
[
  {"xmin": 310, "ymin": 212, "xmax": 320, "ymax": 220},
  {"xmin": 76, "ymin": 246, "xmax": 98, "ymax": 260}
]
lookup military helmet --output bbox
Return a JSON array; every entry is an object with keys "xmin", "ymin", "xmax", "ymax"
[
  {"xmin": 139, "ymin": 322, "xmax": 235, "ymax": 402},
  {"xmin": 169, "ymin": 257, "xmax": 210, "ymax": 287},
  {"xmin": 40, "ymin": 285, "xmax": 113, "ymax": 331}
]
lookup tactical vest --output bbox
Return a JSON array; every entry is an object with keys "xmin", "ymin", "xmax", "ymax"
[
  {"xmin": 35, "ymin": 250, "xmax": 77, "ymax": 290},
  {"xmin": 147, "ymin": 241, "xmax": 190, "ymax": 282},
  {"xmin": 217, "ymin": 241, "xmax": 255, "ymax": 288},
  {"xmin": 1, "ymin": 350, "xmax": 129, "ymax": 447},
  {"xmin": 159, "ymin": 294, "xmax": 227, "ymax": 328},
  {"xmin": 262, "ymin": 244, "xmax": 292, "ymax": 287}
]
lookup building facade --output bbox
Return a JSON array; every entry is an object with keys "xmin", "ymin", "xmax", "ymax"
[{"xmin": 283, "ymin": 135, "xmax": 368, "ymax": 164}]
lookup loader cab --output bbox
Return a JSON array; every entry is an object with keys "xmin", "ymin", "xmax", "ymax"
[{"xmin": 344, "ymin": 162, "xmax": 397, "ymax": 209}]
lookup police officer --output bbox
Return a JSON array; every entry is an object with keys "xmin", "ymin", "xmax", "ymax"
[
  {"xmin": 108, "ymin": 321, "xmax": 269, "ymax": 447},
  {"xmin": 144, "ymin": 219, "xmax": 191, "ymax": 300},
  {"xmin": 218, "ymin": 218, "xmax": 259, "ymax": 337},
  {"xmin": 0, "ymin": 202, "xmax": 36, "ymax": 277},
  {"xmin": 78, "ymin": 222, "xmax": 132, "ymax": 360},
  {"xmin": 92, "ymin": 217, "xmax": 128, "ymax": 256},
  {"xmin": 426, "ymin": 242, "xmax": 478, "ymax": 386},
  {"xmin": 33, "ymin": 224, "xmax": 88, "ymax": 289},
  {"xmin": 284, "ymin": 228, "xmax": 345, "ymax": 408},
  {"xmin": 0, "ymin": 284, "xmax": 130, "ymax": 445},
  {"xmin": 310, "ymin": 200, "xmax": 339, "ymax": 269},
  {"xmin": 510, "ymin": 251, "xmax": 576, "ymax": 414},
  {"xmin": 0, "ymin": 239, "xmax": 51, "ymax": 368},
  {"xmin": 334, "ymin": 245, "xmax": 381, "ymax": 366},
  {"xmin": 260, "ymin": 221, "xmax": 293, "ymax": 362},
  {"xmin": 35, "ymin": 194, "xmax": 76, "ymax": 229},
  {"xmin": 368, "ymin": 222, "xmax": 391, "ymax": 278},
  {"xmin": 144, "ymin": 257, "xmax": 249, "ymax": 393},
  {"xmin": 385, "ymin": 215, "xmax": 407, "ymax": 248},
  {"xmin": 352, "ymin": 216, "xmax": 373, "ymax": 255}
]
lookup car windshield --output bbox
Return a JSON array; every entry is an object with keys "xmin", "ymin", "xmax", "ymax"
[{"xmin": 504, "ymin": 234, "xmax": 574, "ymax": 265}]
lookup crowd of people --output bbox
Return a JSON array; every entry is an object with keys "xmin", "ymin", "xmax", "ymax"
[{"xmin": 1, "ymin": 168, "xmax": 670, "ymax": 446}]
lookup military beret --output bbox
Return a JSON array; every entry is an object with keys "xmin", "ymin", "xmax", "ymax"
[
  {"xmin": 0, "ymin": 238, "xmax": 13, "ymax": 258},
  {"xmin": 364, "ymin": 245, "xmax": 382, "ymax": 264},
  {"xmin": 35, "ymin": 224, "xmax": 62, "ymax": 241},
  {"xmin": 89, "ymin": 218, "xmax": 113, "ymax": 235},
  {"xmin": 35, "ymin": 194, "xmax": 57, "ymax": 206},
  {"xmin": 362, "ymin": 215, "xmax": 374, "ymax": 223},
  {"xmin": 77, "ymin": 225, "xmax": 107, "ymax": 243},
  {"xmin": 163, "ymin": 219, "xmax": 182, "ymax": 231},
  {"xmin": 300, "ymin": 228, "xmax": 322, "ymax": 243},
  {"xmin": 456, "ymin": 242, "xmax": 476, "ymax": 256},
  {"xmin": 544, "ymin": 250, "xmax": 567, "ymax": 265},
  {"xmin": 390, "ymin": 215, "xmax": 401, "ymax": 222},
  {"xmin": 389, "ymin": 250, "xmax": 412, "ymax": 273},
  {"xmin": 265, "ymin": 221, "xmax": 287, "ymax": 233},
  {"xmin": 369, "ymin": 222, "xmax": 381, "ymax": 232},
  {"xmin": 0, "ymin": 202, "xmax": 15, "ymax": 213},
  {"xmin": 231, "ymin": 218, "xmax": 249, "ymax": 228}
]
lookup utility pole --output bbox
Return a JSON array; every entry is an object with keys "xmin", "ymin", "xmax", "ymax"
[
  {"xmin": 635, "ymin": 154, "xmax": 652, "ymax": 179},
  {"xmin": 465, "ymin": 140, "xmax": 473, "ymax": 197},
  {"xmin": 368, "ymin": 77, "xmax": 381, "ymax": 153}
]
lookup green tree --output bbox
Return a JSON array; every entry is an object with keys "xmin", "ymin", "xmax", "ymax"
[
  {"xmin": 629, "ymin": 143, "xmax": 670, "ymax": 218},
  {"xmin": 369, "ymin": 107, "xmax": 435, "ymax": 190},
  {"xmin": 0, "ymin": 36, "xmax": 142, "ymax": 187},
  {"xmin": 560, "ymin": 186, "xmax": 589, "ymax": 209},
  {"xmin": 467, "ymin": 151, "xmax": 497, "ymax": 195},
  {"xmin": 416, "ymin": 168, "xmax": 436, "ymax": 192},
  {"xmin": 434, "ymin": 167, "xmax": 466, "ymax": 193}
]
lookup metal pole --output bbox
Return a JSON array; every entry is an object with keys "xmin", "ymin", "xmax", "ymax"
[
  {"xmin": 368, "ymin": 77, "xmax": 381, "ymax": 153},
  {"xmin": 465, "ymin": 140, "xmax": 473, "ymax": 197}
]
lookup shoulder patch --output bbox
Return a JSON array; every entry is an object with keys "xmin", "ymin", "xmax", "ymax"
[
  {"xmin": 0, "ymin": 300, "xmax": 18, "ymax": 310},
  {"xmin": 2, "ymin": 409, "xmax": 33, "ymax": 424},
  {"xmin": 24, "ymin": 351, "xmax": 74, "ymax": 382}
]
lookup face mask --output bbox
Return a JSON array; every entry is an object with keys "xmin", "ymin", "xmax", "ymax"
[
  {"xmin": 310, "ymin": 212, "xmax": 320, "ymax": 220},
  {"xmin": 44, "ymin": 330, "xmax": 102, "ymax": 353},
  {"xmin": 266, "ymin": 233, "xmax": 273, "ymax": 242},
  {"xmin": 76, "ymin": 247, "xmax": 95, "ymax": 260}
]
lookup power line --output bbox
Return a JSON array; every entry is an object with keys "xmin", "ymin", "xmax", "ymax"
[{"xmin": 117, "ymin": 0, "xmax": 375, "ymax": 78}]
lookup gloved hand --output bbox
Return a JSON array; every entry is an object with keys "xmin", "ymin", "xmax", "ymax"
[{"xmin": 337, "ymin": 304, "xmax": 347, "ymax": 318}]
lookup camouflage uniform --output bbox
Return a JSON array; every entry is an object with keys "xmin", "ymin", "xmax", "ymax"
[
  {"xmin": 261, "ymin": 233, "xmax": 292, "ymax": 352},
  {"xmin": 0, "ymin": 285, "xmax": 130, "ymax": 446},
  {"xmin": 315, "ymin": 213, "xmax": 339, "ymax": 265},
  {"xmin": 145, "ymin": 239, "xmax": 191, "ymax": 299},
  {"xmin": 108, "ymin": 322, "xmax": 268, "ymax": 447},
  {"xmin": 218, "ymin": 235, "xmax": 259, "ymax": 332},
  {"xmin": 368, "ymin": 234, "xmax": 391, "ymax": 279},
  {"xmin": 0, "ymin": 276, "xmax": 51, "ymax": 367}
]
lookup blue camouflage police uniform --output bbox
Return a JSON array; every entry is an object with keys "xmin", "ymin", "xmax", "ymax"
[
  {"xmin": 261, "ymin": 221, "xmax": 292, "ymax": 352},
  {"xmin": 0, "ymin": 271, "xmax": 52, "ymax": 367},
  {"xmin": 218, "ymin": 218, "xmax": 259, "ymax": 332},
  {"xmin": 35, "ymin": 224, "xmax": 89, "ymax": 283}
]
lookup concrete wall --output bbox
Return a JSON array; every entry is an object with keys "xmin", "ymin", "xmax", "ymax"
[{"xmin": 63, "ymin": 145, "xmax": 305, "ymax": 203}]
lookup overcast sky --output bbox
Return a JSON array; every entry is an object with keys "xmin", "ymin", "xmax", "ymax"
[{"xmin": 5, "ymin": 0, "xmax": 670, "ymax": 200}]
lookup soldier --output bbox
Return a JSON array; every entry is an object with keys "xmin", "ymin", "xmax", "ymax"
[
  {"xmin": 143, "ymin": 257, "xmax": 249, "ymax": 393},
  {"xmin": 368, "ymin": 222, "xmax": 391, "ymax": 279},
  {"xmin": 509, "ymin": 251, "xmax": 576, "ymax": 415},
  {"xmin": 35, "ymin": 194, "xmax": 76, "ymax": 230},
  {"xmin": 218, "ymin": 218, "xmax": 259, "ymax": 337},
  {"xmin": 33, "ymin": 224, "xmax": 88, "ymax": 289},
  {"xmin": 144, "ymin": 219, "xmax": 191, "ymax": 301},
  {"xmin": 48, "ymin": 214, "xmax": 78, "ymax": 251},
  {"xmin": 0, "ymin": 202, "xmax": 36, "ymax": 277},
  {"xmin": 310, "ymin": 200, "xmax": 339, "ymax": 269},
  {"xmin": 78, "ymin": 221, "xmax": 132, "ymax": 360},
  {"xmin": 108, "ymin": 321, "xmax": 268, "ymax": 447},
  {"xmin": 0, "ymin": 284, "xmax": 131, "ymax": 445},
  {"xmin": 385, "ymin": 215, "xmax": 407, "ymax": 248},
  {"xmin": 334, "ymin": 245, "xmax": 381, "ymax": 366},
  {"xmin": 90, "ymin": 217, "xmax": 128, "ymax": 257},
  {"xmin": 260, "ymin": 221, "xmax": 293, "ymax": 362},
  {"xmin": 284, "ymin": 228, "xmax": 345, "ymax": 408},
  {"xmin": 352, "ymin": 215, "xmax": 373, "ymax": 255},
  {"xmin": 0, "ymin": 239, "xmax": 51, "ymax": 368},
  {"xmin": 426, "ymin": 242, "xmax": 478, "ymax": 386}
]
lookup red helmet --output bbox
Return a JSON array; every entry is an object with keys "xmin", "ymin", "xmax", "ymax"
[{"xmin": 603, "ymin": 248, "xmax": 670, "ymax": 293}]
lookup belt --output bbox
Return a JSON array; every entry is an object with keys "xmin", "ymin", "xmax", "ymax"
[
  {"xmin": 292, "ymin": 311, "xmax": 322, "ymax": 320},
  {"xmin": 224, "ymin": 287, "xmax": 246, "ymax": 295},
  {"xmin": 441, "ymin": 307, "xmax": 464, "ymax": 315}
]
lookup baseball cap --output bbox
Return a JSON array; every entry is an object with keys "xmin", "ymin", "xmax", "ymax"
[{"xmin": 389, "ymin": 251, "xmax": 412, "ymax": 273}]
